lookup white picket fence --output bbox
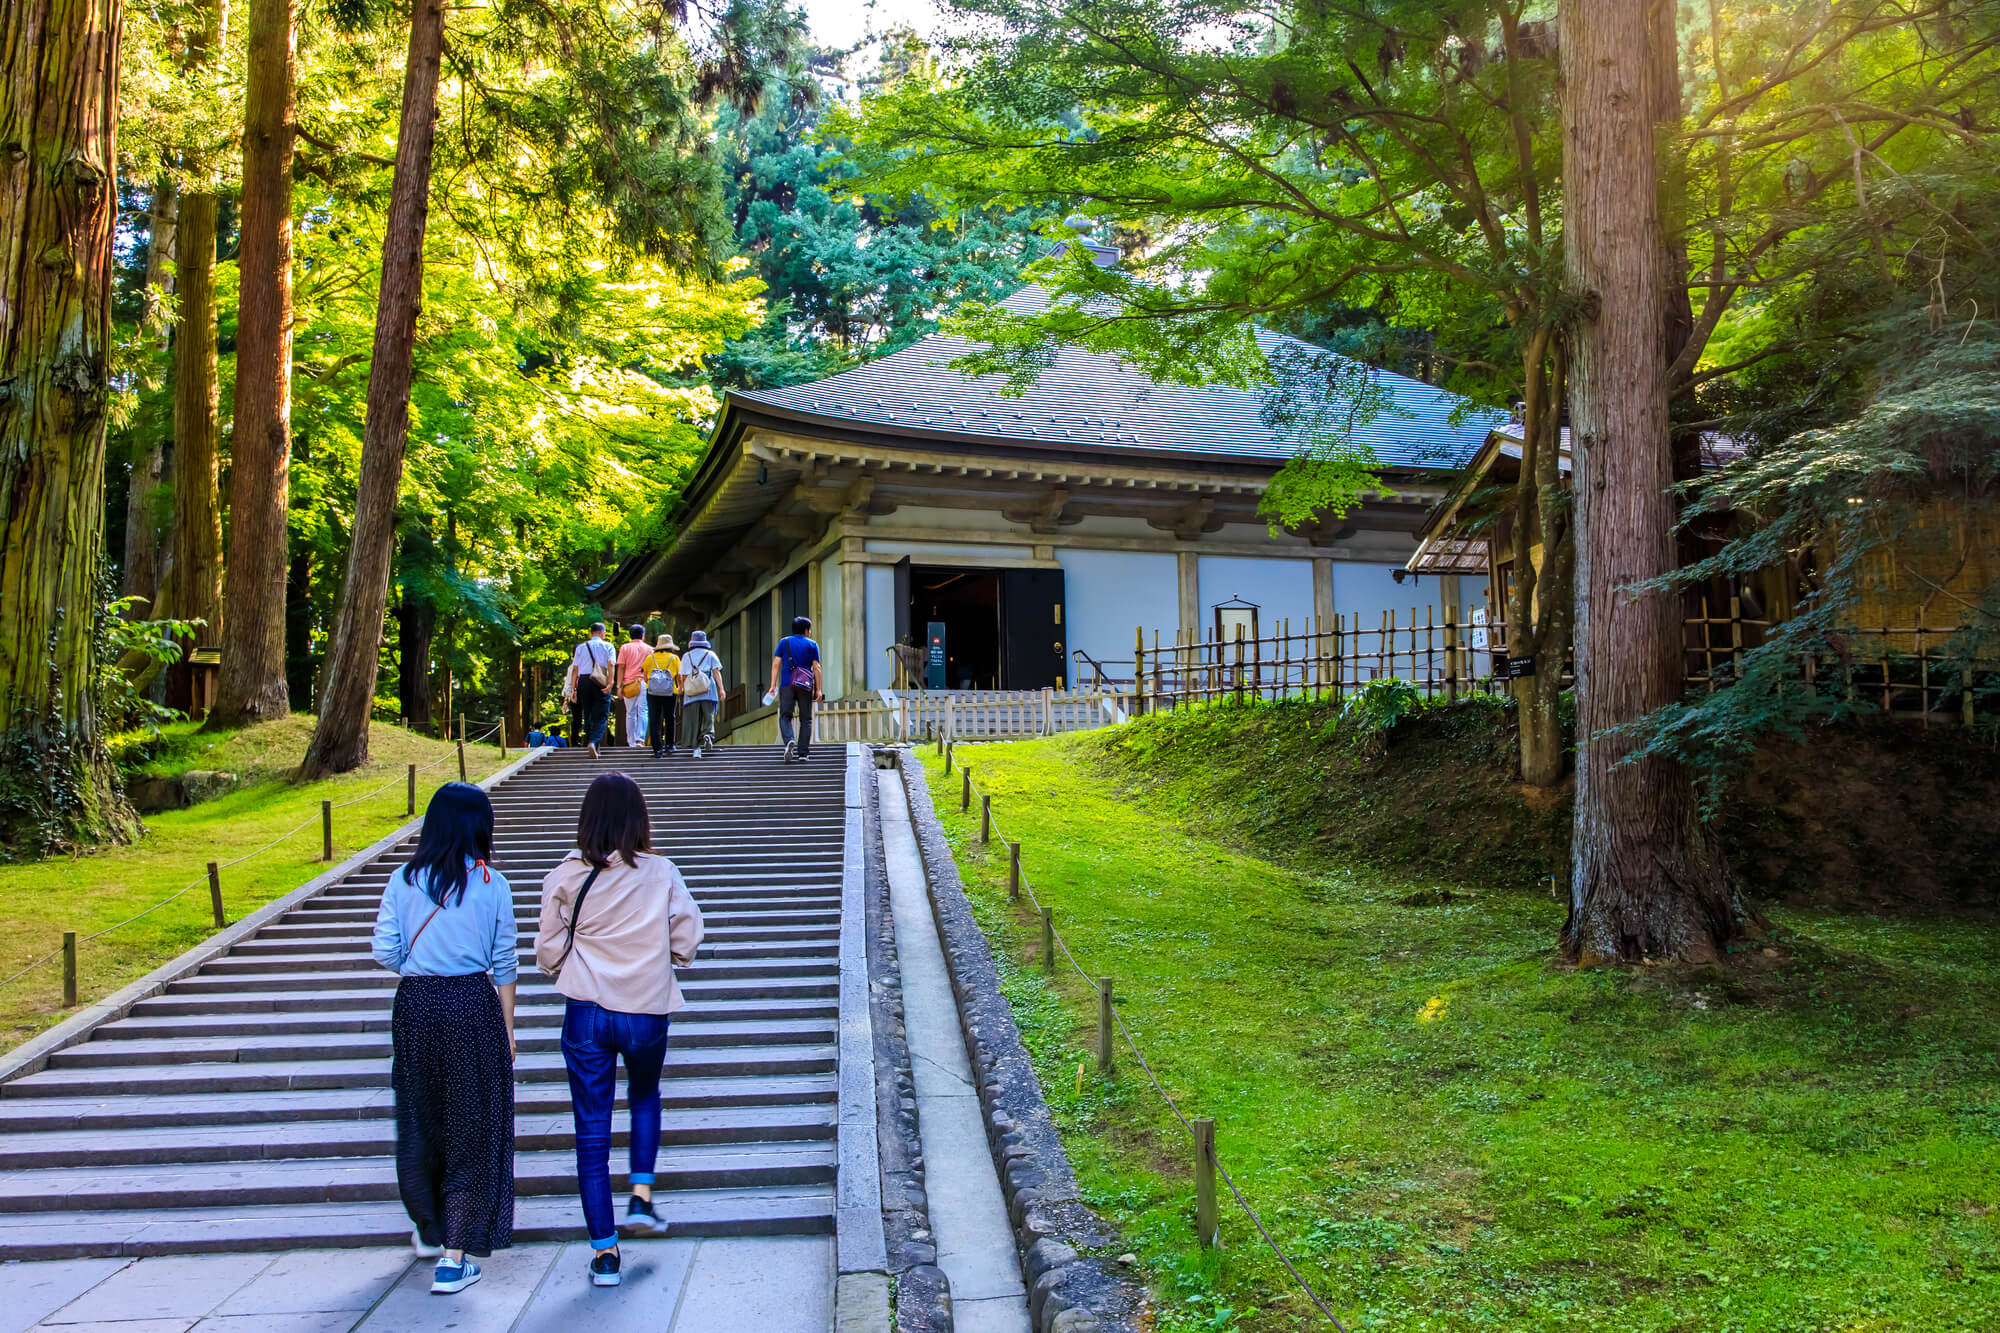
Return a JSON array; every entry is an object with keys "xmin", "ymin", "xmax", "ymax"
[{"xmin": 813, "ymin": 689, "xmax": 1127, "ymax": 743}]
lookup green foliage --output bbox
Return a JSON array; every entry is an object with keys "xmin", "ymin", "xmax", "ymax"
[
  {"xmin": 1340, "ymin": 677, "xmax": 1425, "ymax": 733},
  {"xmin": 710, "ymin": 61, "xmax": 1057, "ymax": 389},
  {"xmin": 95, "ymin": 595, "xmax": 200, "ymax": 741}
]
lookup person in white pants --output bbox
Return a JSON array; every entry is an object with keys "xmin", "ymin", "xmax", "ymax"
[{"xmin": 614, "ymin": 624, "xmax": 653, "ymax": 748}]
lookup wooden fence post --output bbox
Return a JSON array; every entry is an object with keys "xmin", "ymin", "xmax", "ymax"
[
  {"xmin": 407, "ymin": 764, "xmax": 417, "ymax": 816},
  {"xmin": 1042, "ymin": 906, "xmax": 1055, "ymax": 975},
  {"xmin": 457, "ymin": 737, "xmax": 468, "ymax": 783},
  {"xmin": 62, "ymin": 932, "xmax": 77, "ymax": 1008},
  {"xmin": 1194, "ymin": 1118, "xmax": 1219, "ymax": 1248},
  {"xmin": 1008, "ymin": 841, "xmax": 1021, "ymax": 900},
  {"xmin": 207, "ymin": 862, "xmax": 225, "ymax": 929},
  {"xmin": 980, "ymin": 795, "xmax": 992, "ymax": 844},
  {"xmin": 1097, "ymin": 978, "xmax": 1115, "ymax": 1073},
  {"xmin": 1134, "ymin": 627, "xmax": 1147, "ymax": 716},
  {"xmin": 945, "ymin": 740, "xmax": 954, "ymax": 777},
  {"xmin": 961, "ymin": 765, "xmax": 972, "ymax": 812},
  {"xmin": 321, "ymin": 801, "xmax": 334, "ymax": 861}
]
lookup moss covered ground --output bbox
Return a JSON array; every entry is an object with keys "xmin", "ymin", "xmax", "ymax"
[
  {"xmin": 0, "ymin": 716, "xmax": 509, "ymax": 1053},
  {"xmin": 921, "ymin": 703, "xmax": 1999, "ymax": 1332}
]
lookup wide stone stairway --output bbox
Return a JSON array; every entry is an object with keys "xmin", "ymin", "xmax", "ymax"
[{"xmin": 0, "ymin": 746, "xmax": 854, "ymax": 1261}]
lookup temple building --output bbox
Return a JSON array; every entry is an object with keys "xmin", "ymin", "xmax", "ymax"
[{"xmin": 597, "ymin": 255, "xmax": 1501, "ymax": 739}]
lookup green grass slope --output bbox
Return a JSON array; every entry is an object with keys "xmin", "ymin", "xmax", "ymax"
[
  {"xmin": 922, "ymin": 718, "xmax": 2000, "ymax": 1332},
  {"xmin": 0, "ymin": 717, "xmax": 509, "ymax": 1053}
]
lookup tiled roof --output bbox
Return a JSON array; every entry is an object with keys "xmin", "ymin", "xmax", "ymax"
[{"xmin": 733, "ymin": 286, "xmax": 1504, "ymax": 471}]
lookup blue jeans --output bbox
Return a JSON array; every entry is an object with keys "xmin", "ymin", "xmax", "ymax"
[{"xmin": 560, "ymin": 1000, "xmax": 671, "ymax": 1248}]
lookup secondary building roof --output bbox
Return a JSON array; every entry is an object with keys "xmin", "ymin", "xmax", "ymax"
[{"xmin": 731, "ymin": 285, "xmax": 1504, "ymax": 471}]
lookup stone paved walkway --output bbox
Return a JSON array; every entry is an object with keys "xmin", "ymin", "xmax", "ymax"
[{"xmin": 4, "ymin": 1236, "xmax": 833, "ymax": 1332}]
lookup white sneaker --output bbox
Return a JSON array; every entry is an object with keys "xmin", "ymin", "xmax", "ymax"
[
  {"xmin": 783, "ymin": 741, "xmax": 797, "ymax": 764},
  {"xmin": 411, "ymin": 1229, "xmax": 442, "ymax": 1259}
]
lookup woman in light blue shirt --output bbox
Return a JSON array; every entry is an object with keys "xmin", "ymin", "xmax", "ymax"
[{"xmin": 372, "ymin": 781, "xmax": 517, "ymax": 1294}]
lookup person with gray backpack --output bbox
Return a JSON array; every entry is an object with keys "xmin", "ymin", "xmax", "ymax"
[
  {"xmin": 676, "ymin": 631, "xmax": 724, "ymax": 757},
  {"xmin": 642, "ymin": 635, "xmax": 681, "ymax": 759}
]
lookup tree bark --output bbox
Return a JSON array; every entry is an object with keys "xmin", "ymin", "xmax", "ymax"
[
  {"xmin": 397, "ymin": 589, "xmax": 434, "ymax": 731},
  {"xmin": 166, "ymin": 188, "xmax": 222, "ymax": 681},
  {"xmin": 503, "ymin": 642, "xmax": 523, "ymax": 746},
  {"xmin": 302, "ymin": 0, "xmax": 446, "ymax": 776},
  {"xmin": 0, "ymin": 0, "xmax": 140, "ymax": 850},
  {"xmin": 212, "ymin": 0, "xmax": 295, "ymax": 726},
  {"xmin": 1559, "ymin": 0, "xmax": 1742, "ymax": 965},
  {"xmin": 119, "ymin": 175, "xmax": 176, "ymax": 614},
  {"xmin": 1508, "ymin": 332, "xmax": 1574, "ymax": 789}
]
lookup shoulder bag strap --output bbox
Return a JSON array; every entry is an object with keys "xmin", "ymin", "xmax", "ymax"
[
  {"xmin": 548, "ymin": 866, "xmax": 605, "ymax": 978},
  {"xmin": 404, "ymin": 902, "xmax": 444, "ymax": 963}
]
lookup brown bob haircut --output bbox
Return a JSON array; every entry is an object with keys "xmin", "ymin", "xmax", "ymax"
[{"xmin": 576, "ymin": 772, "xmax": 652, "ymax": 870}]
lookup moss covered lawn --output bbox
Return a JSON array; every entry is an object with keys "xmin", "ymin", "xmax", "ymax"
[
  {"xmin": 921, "ymin": 717, "xmax": 2000, "ymax": 1332},
  {"xmin": 1, "ymin": 716, "xmax": 509, "ymax": 1053}
]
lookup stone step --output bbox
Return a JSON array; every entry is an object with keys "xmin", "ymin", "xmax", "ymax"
[
  {"xmin": 164, "ymin": 959, "xmax": 836, "ymax": 995},
  {"xmin": 2, "ymin": 1044, "xmax": 837, "ymax": 1099},
  {"xmin": 128, "ymin": 978, "xmax": 836, "ymax": 1017},
  {"xmin": 55, "ymin": 1019, "xmax": 835, "ymax": 1068},
  {"xmin": 0, "ymin": 1074, "xmax": 836, "ymax": 1135},
  {"xmin": 0, "ymin": 1102, "xmax": 834, "ymax": 1170},
  {"xmin": 102, "ymin": 997, "xmax": 837, "ymax": 1040},
  {"xmin": 192, "ymin": 942, "xmax": 836, "ymax": 976}
]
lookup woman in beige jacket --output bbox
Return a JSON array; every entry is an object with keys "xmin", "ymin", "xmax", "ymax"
[{"xmin": 535, "ymin": 772, "xmax": 703, "ymax": 1288}]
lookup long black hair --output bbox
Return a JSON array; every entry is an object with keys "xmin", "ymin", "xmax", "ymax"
[
  {"xmin": 577, "ymin": 772, "xmax": 651, "ymax": 870},
  {"xmin": 407, "ymin": 782, "xmax": 495, "ymax": 906}
]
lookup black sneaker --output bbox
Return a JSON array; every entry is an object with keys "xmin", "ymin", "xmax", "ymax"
[
  {"xmin": 625, "ymin": 1194, "xmax": 668, "ymax": 1235},
  {"xmin": 590, "ymin": 1247, "xmax": 622, "ymax": 1287}
]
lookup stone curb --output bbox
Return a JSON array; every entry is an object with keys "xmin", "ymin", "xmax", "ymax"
[
  {"xmin": 896, "ymin": 750, "xmax": 1149, "ymax": 1333},
  {"xmin": 0, "ymin": 744, "xmax": 550, "ymax": 1085},
  {"xmin": 863, "ymin": 751, "xmax": 952, "ymax": 1333}
]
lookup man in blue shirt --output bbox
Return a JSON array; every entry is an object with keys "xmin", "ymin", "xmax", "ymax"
[{"xmin": 767, "ymin": 616, "xmax": 823, "ymax": 763}]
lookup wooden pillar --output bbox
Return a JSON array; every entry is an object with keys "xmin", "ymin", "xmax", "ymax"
[
  {"xmin": 1313, "ymin": 557, "xmax": 1335, "ymax": 693},
  {"xmin": 841, "ymin": 542, "xmax": 867, "ymax": 697},
  {"xmin": 1177, "ymin": 551, "xmax": 1201, "ymax": 641}
]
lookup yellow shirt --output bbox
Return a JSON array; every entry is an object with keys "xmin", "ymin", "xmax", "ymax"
[{"xmin": 644, "ymin": 650, "xmax": 682, "ymax": 694}]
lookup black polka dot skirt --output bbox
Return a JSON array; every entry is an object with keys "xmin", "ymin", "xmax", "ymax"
[{"xmin": 392, "ymin": 973, "xmax": 515, "ymax": 1256}]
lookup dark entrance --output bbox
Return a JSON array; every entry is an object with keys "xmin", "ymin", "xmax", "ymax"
[{"xmin": 906, "ymin": 565, "xmax": 1067, "ymax": 690}]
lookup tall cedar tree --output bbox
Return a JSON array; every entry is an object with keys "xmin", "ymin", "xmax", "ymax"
[
  {"xmin": 301, "ymin": 0, "xmax": 446, "ymax": 777},
  {"xmin": 119, "ymin": 175, "xmax": 175, "ymax": 614},
  {"xmin": 1558, "ymin": 0, "xmax": 1740, "ymax": 963},
  {"xmin": 213, "ymin": 0, "xmax": 296, "ymax": 725},
  {"xmin": 0, "ymin": 0, "xmax": 141, "ymax": 849}
]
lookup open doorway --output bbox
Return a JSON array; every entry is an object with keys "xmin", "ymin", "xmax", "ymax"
[{"xmin": 908, "ymin": 567, "xmax": 1002, "ymax": 689}]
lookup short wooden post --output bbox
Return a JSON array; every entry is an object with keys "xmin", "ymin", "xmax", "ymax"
[
  {"xmin": 61, "ymin": 932, "xmax": 77, "ymax": 1008},
  {"xmin": 1041, "ymin": 906, "xmax": 1055, "ymax": 975},
  {"xmin": 206, "ymin": 862, "xmax": 225, "ymax": 929},
  {"xmin": 457, "ymin": 737, "xmax": 467, "ymax": 783},
  {"xmin": 1134, "ymin": 626, "xmax": 1147, "ymax": 716},
  {"xmin": 1194, "ymin": 1118, "xmax": 1219, "ymax": 1248},
  {"xmin": 980, "ymin": 795, "xmax": 992, "ymax": 844},
  {"xmin": 945, "ymin": 740, "xmax": 954, "ymax": 776},
  {"xmin": 1008, "ymin": 841, "xmax": 1021, "ymax": 900},
  {"xmin": 407, "ymin": 764, "xmax": 417, "ymax": 816},
  {"xmin": 458, "ymin": 714, "xmax": 466, "ymax": 745},
  {"xmin": 321, "ymin": 800, "xmax": 334, "ymax": 861},
  {"xmin": 961, "ymin": 765, "xmax": 972, "ymax": 812},
  {"xmin": 1097, "ymin": 978, "xmax": 1115, "ymax": 1073}
]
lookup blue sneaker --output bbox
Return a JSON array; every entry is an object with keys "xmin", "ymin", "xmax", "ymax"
[
  {"xmin": 590, "ymin": 1247, "xmax": 622, "ymax": 1287},
  {"xmin": 431, "ymin": 1258, "xmax": 481, "ymax": 1294}
]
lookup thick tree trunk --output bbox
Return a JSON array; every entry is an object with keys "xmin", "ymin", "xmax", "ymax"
[
  {"xmin": 166, "ymin": 188, "xmax": 223, "ymax": 709},
  {"xmin": 397, "ymin": 592, "xmax": 434, "ymax": 730},
  {"xmin": 1508, "ymin": 334, "xmax": 1574, "ymax": 789},
  {"xmin": 212, "ymin": 0, "xmax": 296, "ymax": 726},
  {"xmin": 119, "ymin": 176, "xmax": 176, "ymax": 613},
  {"xmin": 1559, "ymin": 0, "xmax": 1742, "ymax": 965},
  {"xmin": 302, "ymin": 0, "xmax": 446, "ymax": 777},
  {"xmin": 503, "ymin": 643, "xmax": 523, "ymax": 747},
  {"xmin": 0, "ymin": 0, "xmax": 140, "ymax": 851}
]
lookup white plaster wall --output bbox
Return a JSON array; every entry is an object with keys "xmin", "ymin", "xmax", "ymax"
[
  {"xmin": 865, "ymin": 564, "xmax": 897, "ymax": 691},
  {"xmin": 1056, "ymin": 550, "xmax": 1179, "ymax": 681},
  {"xmin": 1197, "ymin": 555, "xmax": 1317, "ymax": 631},
  {"xmin": 819, "ymin": 555, "xmax": 844, "ymax": 698},
  {"xmin": 1332, "ymin": 562, "xmax": 1458, "ymax": 683}
]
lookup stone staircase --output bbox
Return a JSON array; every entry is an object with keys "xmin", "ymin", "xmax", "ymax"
[{"xmin": 0, "ymin": 745, "xmax": 855, "ymax": 1260}]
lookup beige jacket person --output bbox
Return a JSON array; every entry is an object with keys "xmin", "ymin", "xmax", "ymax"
[{"xmin": 534, "ymin": 851, "xmax": 704, "ymax": 1015}]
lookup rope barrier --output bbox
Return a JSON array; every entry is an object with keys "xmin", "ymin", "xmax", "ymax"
[
  {"xmin": 1, "ymin": 734, "xmax": 506, "ymax": 995},
  {"xmin": 956, "ymin": 766, "xmax": 1348, "ymax": 1328}
]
